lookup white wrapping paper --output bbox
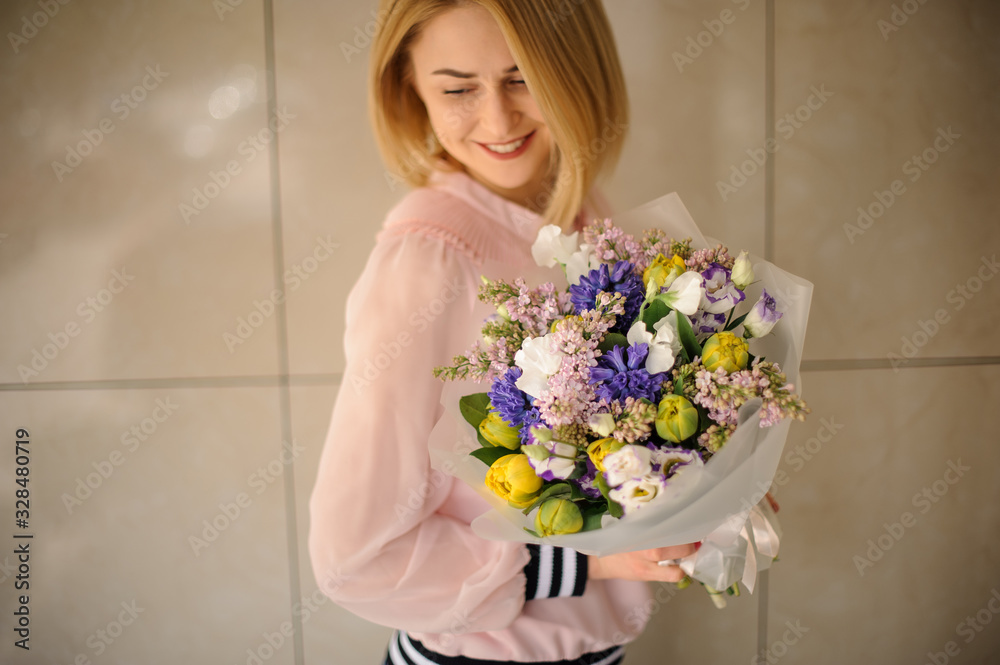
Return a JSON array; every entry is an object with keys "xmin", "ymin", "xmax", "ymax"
[{"xmin": 428, "ymin": 192, "xmax": 812, "ymax": 591}]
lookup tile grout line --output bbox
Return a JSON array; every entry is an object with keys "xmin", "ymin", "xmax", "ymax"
[
  {"xmin": 759, "ymin": 0, "xmax": 775, "ymax": 656},
  {"xmin": 262, "ymin": 3, "xmax": 305, "ymax": 664},
  {"xmin": 800, "ymin": 356, "xmax": 1000, "ymax": 371},
  {"xmin": 0, "ymin": 374, "xmax": 343, "ymax": 392}
]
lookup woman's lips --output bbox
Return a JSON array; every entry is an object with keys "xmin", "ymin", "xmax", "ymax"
[{"xmin": 476, "ymin": 131, "xmax": 535, "ymax": 160}]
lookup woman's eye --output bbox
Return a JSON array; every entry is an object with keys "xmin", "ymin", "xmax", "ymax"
[{"xmin": 444, "ymin": 88, "xmax": 471, "ymax": 96}]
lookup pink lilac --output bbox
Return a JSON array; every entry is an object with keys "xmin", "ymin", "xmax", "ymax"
[
  {"xmin": 634, "ymin": 228, "xmax": 671, "ymax": 274},
  {"xmin": 686, "ymin": 244, "xmax": 735, "ymax": 272},
  {"xmin": 535, "ymin": 318, "xmax": 601, "ymax": 427},
  {"xmin": 503, "ymin": 279, "xmax": 570, "ymax": 339},
  {"xmin": 583, "ymin": 219, "xmax": 644, "ymax": 269}
]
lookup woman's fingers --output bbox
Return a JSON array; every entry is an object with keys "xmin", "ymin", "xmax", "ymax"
[
  {"xmin": 588, "ymin": 543, "xmax": 701, "ymax": 582},
  {"xmin": 648, "ymin": 542, "xmax": 701, "ymax": 563}
]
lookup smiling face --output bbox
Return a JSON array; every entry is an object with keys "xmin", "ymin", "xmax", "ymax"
[{"xmin": 408, "ymin": 4, "xmax": 554, "ymax": 210}]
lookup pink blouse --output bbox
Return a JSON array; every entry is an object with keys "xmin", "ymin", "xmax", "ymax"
[{"xmin": 308, "ymin": 169, "xmax": 651, "ymax": 662}]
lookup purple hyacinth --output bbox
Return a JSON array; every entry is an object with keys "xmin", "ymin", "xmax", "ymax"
[
  {"xmin": 588, "ymin": 343, "xmax": 665, "ymax": 403},
  {"xmin": 488, "ymin": 367, "xmax": 540, "ymax": 440},
  {"xmin": 569, "ymin": 261, "xmax": 644, "ymax": 332}
]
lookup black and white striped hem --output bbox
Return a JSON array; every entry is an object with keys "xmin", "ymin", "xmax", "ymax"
[
  {"xmin": 382, "ymin": 630, "xmax": 625, "ymax": 665},
  {"xmin": 523, "ymin": 544, "xmax": 588, "ymax": 601}
]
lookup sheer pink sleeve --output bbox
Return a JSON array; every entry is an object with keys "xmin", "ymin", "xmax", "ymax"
[{"xmin": 308, "ymin": 228, "xmax": 533, "ymax": 634}]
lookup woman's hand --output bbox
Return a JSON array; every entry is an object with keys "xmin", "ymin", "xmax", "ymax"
[{"xmin": 588, "ymin": 542, "xmax": 701, "ymax": 583}]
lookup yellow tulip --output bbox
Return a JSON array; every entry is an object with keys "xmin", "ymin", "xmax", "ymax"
[
  {"xmin": 485, "ymin": 454, "xmax": 543, "ymax": 508},
  {"xmin": 702, "ymin": 332, "xmax": 749, "ymax": 374}
]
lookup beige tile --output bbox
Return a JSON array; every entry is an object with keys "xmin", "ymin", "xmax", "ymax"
[
  {"xmin": 627, "ymin": 579, "xmax": 759, "ymax": 662},
  {"xmin": 274, "ymin": 3, "xmax": 406, "ymax": 377},
  {"xmin": 768, "ymin": 366, "xmax": 1000, "ymax": 662},
  {"xmin": 607, "ymin": 0, "xmax": 767, "ymax": 257},
  {"xmin": 0, "ymin": 0, "xmax": 283, "ymax": 384},
  {"xmin": 774, "ymin": 0, "xmax": 1000, "ymax": 361},
  {"xmin": 0, "ymin": 386, "xmax": 296, "ymax": 664},
  {"xmin": 289, "ymin": 385, "xmax": 394, "ymax": 663}
]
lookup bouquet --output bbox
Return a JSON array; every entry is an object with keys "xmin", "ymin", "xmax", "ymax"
[{"xmin": 430, "ymin": 193, "xmax": 812, "ymax": 603}]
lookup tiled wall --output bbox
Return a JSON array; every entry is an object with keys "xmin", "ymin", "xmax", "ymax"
[{"xmin": 1, "ymin": 1, "xmax": 997, "ymax": 664}]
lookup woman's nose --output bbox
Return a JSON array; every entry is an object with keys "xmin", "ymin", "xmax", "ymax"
[{"xmin": 478, "ymin": 89, "xmax": 518, "ymax": 139}]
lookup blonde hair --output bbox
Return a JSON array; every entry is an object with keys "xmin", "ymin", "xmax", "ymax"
[{"xmin": 369, "ymin": 0, "xmax": 629, "ymax": 230}]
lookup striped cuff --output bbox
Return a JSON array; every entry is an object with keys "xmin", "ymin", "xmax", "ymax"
[{"xmin": 524, "ymin": 544, "xmax": 587, "ymax": 601}]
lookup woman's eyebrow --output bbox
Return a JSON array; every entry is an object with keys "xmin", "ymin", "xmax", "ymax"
[{"xmin": 431, "ymin": 65, "xmax": 520, "ymax": 78}]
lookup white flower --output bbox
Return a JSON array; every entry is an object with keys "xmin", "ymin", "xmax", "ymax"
[
  {"xmin": 626, "ymin": 315, "xmax": 683, "ymax": 374},
  {"xmin": 565, "ymin": 243, "xmax": 603, "ymax": 286},
  {"xmin": 731, "ymin": 251, "xmax": 754, "ymax": 290},
  {"xmin": 514, "ymin": 334, "xmax": 563, "ymax": 397},
  {"xmin": 531, "ymin": 225, "xmax": 579, "ymax": 268},
  {"xmin": 602, "ymin": 444, "xmax": 652, "ymax": 488},
  {"xmin": 610, "ymin": 475, "xmax": 667, "ymax": 513},
  {"xmin": 662, "ymin": 271, "xmax": 704, "ymax": 316},
  {"xmin": 524, "ymin": 441, "xmax": 578, "ymax": 480},
  {"xmin": 743, "ymin": 289, "xmax": 783, "ymax": 338},
  {"xmin": 649, "ymin": 449, "xmax": 704, "ymax": 503}
]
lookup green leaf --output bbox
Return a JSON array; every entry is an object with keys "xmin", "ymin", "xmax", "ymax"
[
  {"xmin": 641, "ymin": 299, "xmax": 669, "ymax": 333},
  {"xmin": 598, "ymin": 332, "xmax": 629, "ymax": 353},
  {"xmin": 520, "ymin": 483, "xmax": 573, "ymax": 514},
  {"xmin": 594, "ymin": 473, "xmax": 624, "ymax": 518},
  {"xmin": 459, "ymin": 393, "xmax": 492, "ymax": 430},
  {"xmin": 470, "ymin": 446, "xmax": 513, "ymax": 467},
  {"xmin": 676, "ymin": 312, "xmax": 702, "ymax": 361},
  {"xmin": 580, "ymin": 507, "xmax": 606, "ymax": 532},
  {"xmin": 725, "ymin": 311, "xmax": 749, "ymax": 332},
  {"xmin": 567, "ymin": 461, "xmax": 587, "ymax": 481},
  {"xmin": 696, "ymin": 404, "xmax": 712, "ymax": 432}
]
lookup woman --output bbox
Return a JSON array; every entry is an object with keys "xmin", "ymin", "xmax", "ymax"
[{"xmin": 309, "ymin": 2, "xmax": 699, "ymax": 663}]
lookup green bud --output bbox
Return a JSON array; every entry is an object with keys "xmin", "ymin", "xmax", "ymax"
[
  {"xmin": 655, "ymin": 395, "xmax": 699, "ymax": 443},
  {"xmin": 522, "ymin": 444, "xmax": 549, "ymax": 461},
  {"xmin": 479, "ymin": 411, "xmax": 521, "ymax": 450},
  {"xmin": 530, "ymin": 425, "xmax": 553, "ymax": 444},
  {"xmin": 534, "ymin": 498, "xmax": 584, "ymax": 537}
]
